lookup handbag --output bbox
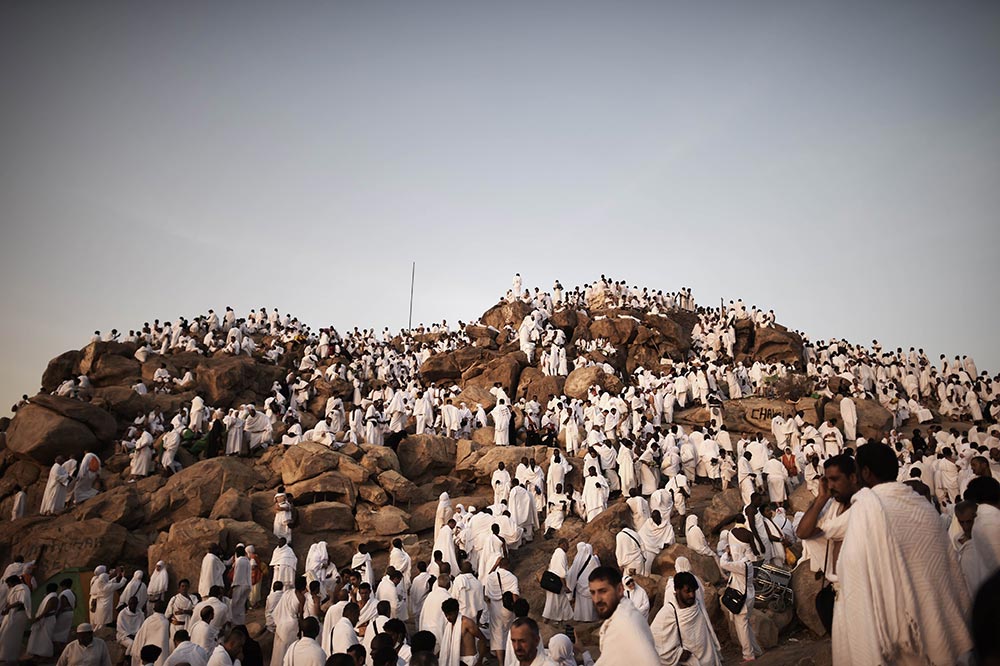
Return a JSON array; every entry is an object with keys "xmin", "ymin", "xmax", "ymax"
[
  {"xmin": 814, "ymin": 540, "xmax": 835, "ymax": 633},
  {"xmin": 540, "ymin": 571, "xmax": 563, "ymax": 594},
  {"xmin": 721, "ymin": 563, "xmax": 748, "ymax": 614}
]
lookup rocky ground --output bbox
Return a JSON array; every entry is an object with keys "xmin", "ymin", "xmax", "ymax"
[{"xmin": 0, "ymin": 299, "xmax": 916, "ymax": 663}]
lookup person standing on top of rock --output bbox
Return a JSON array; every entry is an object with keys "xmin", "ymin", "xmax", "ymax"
[
  {"xmin": 491, "ymin": 399, "xmax": 512, "ymax": 447},
  {"xmin": 40, "ymin": 456, "xmax": 71, "ymax": 515}
]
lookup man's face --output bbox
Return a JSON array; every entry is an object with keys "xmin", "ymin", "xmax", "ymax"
[
  {"xmin": 79, "ymin": 632, "xmax": 94, "ymax": 647},
  {"xmin": 676, "ymin": 585, "xmax": 697, "ymax": 609},
  {"xmin": 510, "ymin": 624, "xmax": 539, "ymax": 662},
  {"xmin": 825, "ymin": 465, "xmax": 858, "ymax": 504},
  {"xmin": 445, "ymin": 610, "xmax": 458, "ymax": 625},
  {"xmin": 957, "ymin": 509, "xmax": 976, "ymax": 538},
  {"xmin": 359, "ymin": 588, "xmax": 370, "ymax": 602},
  {"xmin": 972, "ymin": 459, "xmax": 988, "ymax": 477},
  {"xmin": 588, "ymin": 578, "xmax": 623, "ymax": 620}
]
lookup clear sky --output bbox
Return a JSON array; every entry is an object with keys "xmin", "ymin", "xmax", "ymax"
[{"xmin": 2, "ymin": 1, "xmax": 999, "ymax": 412}]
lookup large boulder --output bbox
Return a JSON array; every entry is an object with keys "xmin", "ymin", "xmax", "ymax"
[
  {"xmin": 377, "ymin": 470, "xmax": 421, "ymax": 503},
  {"xmin": 651, "ymin": 544, "xmax": 722, "ymax": 585},
  {"xmin": 209, "ymin": 487, "xmax": 253, "ymax": 521},
  {"xmin": 396, "ymin": 435, "xmax": 457, "ymax": 484},
  {"xmin": 298, "ymin": 501, "xmax": 354, "ymax": 532},
  {"xmin": 147, "ymin": 457, "xmax": 262, "ymax": 527},
  {"xmin": 5, "ymin": 401, "xmax": 106, "ymax": 465},
  {"xmin": 91, "ymin": 355, "xmax": 142, "ymax": 386},
  {"xmin": 589, "ymin": 316, "xmax": 638, "ymax": 346},
  {"xmin": 28, "ymin": 394, "xmax": 118, "ymax": 441},
  {"xmin": 823, "ymin": 398, "xmax": 893, "ymax": 441},
  {"xmin": 419, "ymin": 354, "xmax": 462, "ymax": 384},
  {"xmin": 41, "ymin": 350, "xmax": 83, "ymax": 393},
  {"xmin": 564, "ymin": 366, "xmax": 623, "ymax": 401},
  {"xmin": 0, "ymin": 516, "xmax": 129, "ymax": 582},
  {"xmin": 278, "ymin": 441, "xmax": 341, "ymax": 486},
  {"xmin": 285, "ymin": 470, "xmax": 358, "ymax": 507},
  {"xmin": 195, "ymin": 356, "xmax": 280, "ymax": 407},
  {"xmin": 455, "ymin": 445, "xmax": 550, "ymax": 483},
  {"xmin": 515, "ymin": 368, "xmax": 566, "ymax": 403},
  {"xmin": 723, "ymin": 398, "xmax": 797, "ymax": 435},
  {"xmin": 147, "ymin": 518, "xmax": 274, "ymax": 595},
  {"xmin": 480, "ymin": 301, "xmax": 533, "ymax": 331},
  {"xmin": 702, "ymin": 488, "xmax": 743, "ymax": 533},
  {"xmin": 355, "ymin": 505, "xmax": 411, "ymax": 536},
  {"xmin": 462, "ymin": 353, "xmax": 526, "ymax": 401},
  {"xmin": 72, "ymin": 477, "xmax": 165, "ymax": 528}
]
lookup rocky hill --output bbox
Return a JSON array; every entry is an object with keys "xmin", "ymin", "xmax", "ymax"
[{"xmin": 0, "ymin": 294, "xmax": 938, "ymax": 662}]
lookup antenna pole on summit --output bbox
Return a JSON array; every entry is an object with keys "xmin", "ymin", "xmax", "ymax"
[{"xmin": 408, "ymin": 262, "xmax": 415, "ymax": 332}]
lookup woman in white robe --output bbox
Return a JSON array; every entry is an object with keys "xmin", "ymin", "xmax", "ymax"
[
  {"xmin": 434, "ymin": 493, "xmax": 453, "ymax": 542},
  {"xmin": 147, "ymin": 562, "xmax": 169, "ymax": 615},
  {"xmin": 120, "ymin": 571, "xmax": 148, "ymax": 613}
]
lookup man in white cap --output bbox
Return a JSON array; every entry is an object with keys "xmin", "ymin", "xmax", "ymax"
[{"xmin": 56, "ymin": 624, "xmax": 112, "ymax": 666}]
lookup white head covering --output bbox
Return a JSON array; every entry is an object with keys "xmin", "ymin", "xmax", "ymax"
[
  {"xmin": 547, "ymin": 634, "xmax": 577, "ymax": 666},
  {"xmin": 148, "ymin": 562, "xmax": 169, "ymax": 597}
]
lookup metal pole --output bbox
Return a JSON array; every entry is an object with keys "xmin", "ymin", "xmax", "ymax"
[{"xmin": 408, "ymin": 262, "xmax": 415, "ymax": 331}]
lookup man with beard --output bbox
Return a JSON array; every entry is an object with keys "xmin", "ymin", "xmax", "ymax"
[{"xmin": 587, "ymin": 567, "xmax": 658, "ymax": 665}]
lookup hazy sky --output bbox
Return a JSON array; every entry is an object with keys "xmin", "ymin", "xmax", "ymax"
[{"xmin": 2, "ymin": 1, "xmax": 999, "ymax": 411}]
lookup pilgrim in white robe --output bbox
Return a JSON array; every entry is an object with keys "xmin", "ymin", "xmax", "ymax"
[
  {"xmin": 130, "ymin": 612, "xmax": 171, "ymax": 666},
  {"xmin": 26, "ymin": 590, "xmax": 58, "ymax": 657},
  {"xmin": 0, "ymin": 582, "xmax": 32, "ymax": 663},
  {"xmin": 615, "ymin": 528, "xmax": 648, "ymax": 576},
  {"xmin": 595, "ymin": 598, "xmax": 659, "ymax": 666},
  {"xmin": 40, "ymin": 462, "xmax": 71, "ymax": 515},
  {"xmin": 541, "ymin": 548, "xmax": 572, "ymax": 622},
  {"xmin": 197, "ymin": 554, "xmax": 225, "ymax": 598},
  {"xmin": 650, "ymin": 595, "xmax": 722, "ymax": 666},
  {"xmin": 582, "ymin": 475, "xmax": 609, "ymax": 523},
  {"xmin": 117, "ymin": 606, "xmax": 145, "ymax": 651},
  {"xmin": 566, "ymin": 545, "xmax": 599, "ymax": 622},
  {"xmin": 833, "ymin": 483, "xmax": 972, "ymax": 666},
  {"xmin": 483, "ymin": 565, "xmax": 519, "ymax": 651}
]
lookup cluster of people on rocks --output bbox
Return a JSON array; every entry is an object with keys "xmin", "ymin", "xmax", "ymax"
[{"xmin": 6, "ymin": 274, "xmax": 1000, "ymax": 665}]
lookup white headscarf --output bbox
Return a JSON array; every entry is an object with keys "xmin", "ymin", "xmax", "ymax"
[
  {"xmin": 547, "ymin": 634, "xmax": 576, "ymax": 666},
  {"xmin": 148, "ymin": 561, "xmax": 169, "ymax": 597}
]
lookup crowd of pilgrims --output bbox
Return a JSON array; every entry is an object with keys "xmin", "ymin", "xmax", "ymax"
[{"xmin": 4, "ymin": 274, "xmax": 1000, "ymax": 666}]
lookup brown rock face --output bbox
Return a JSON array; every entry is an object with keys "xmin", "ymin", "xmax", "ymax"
[
  {"xmin": 6, "ymin": 403, "xmax": 101, "ymax": 465},
  {"xmin": 277, "ymin": 442, "xmax": 341, "ymax": 486},
  {"xmin": 419, "ymin": 354, "xmax": 462, "ymax": 384},
  {"xmin": 792, "ymin": 561, "xmax": 828, "ymax": 636},
  {"xmin": 480, "ymin": 301, "xmax": 533, "ymax": 331},
  {"xmin": 823, "ymin": 398, "xmax": 893, "ymax": 440},
  {"xmin": 462, "ymin": 353, "xmax": 526, "ymax": 401},
  {"xmin": 1, "ymin": 516, "xmax": 130, "ymax": 582},
  {"xmin": 563, "ymin": 366, "xmax": 623, "ymax": 400},
  {"xmin": 723, "ymin": 398, "xmax": 797, "ymax": 435},
  {"xmin": 210, "ymin": 487, "xmax": 253, "ymax": 521},
  {"xmin": 284, "ymin": 470, "xmax": 358, "ymax": 507},
  {"xmin": 147, "ymin": 457, "xmax": 262, "ymax": 527},
  {"xmin": 377, "ymin": 470, "xmax": 421, "ymax": 502},
  {"xmin": 147, "ymin": 518, "xmax": 274, "ymax": 595},
  {"xmin": 298, "ymin": 501, "xmax": 354, "ymax": 532},
  {"xmin": 589, "ymin": 316, "xmax": 639, "ymax": 346},
  {"xmin": 396, "ymin": 435, "xmax": 457, "ymax": 484},
  {"xmin": 651, "ymin": 544, "xmax": 722, "ymax": 585},
  {"xmin": 515, "ymin": 368, "xmax": 566, "ymax": 403},
  {"xmin": 41, "ymin": 350, "xmax": 83, "ymax": 393},
  {"xmin": 29, "ymin": 394, "xmax": 118, "ymax": 442},
  {"xmin": 355, "ymin": 505, "xmax": 411, "ymax": 536},
  {"xmin": 701, "ymin": 487, "xmax": 743, "ymax": 533}
]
